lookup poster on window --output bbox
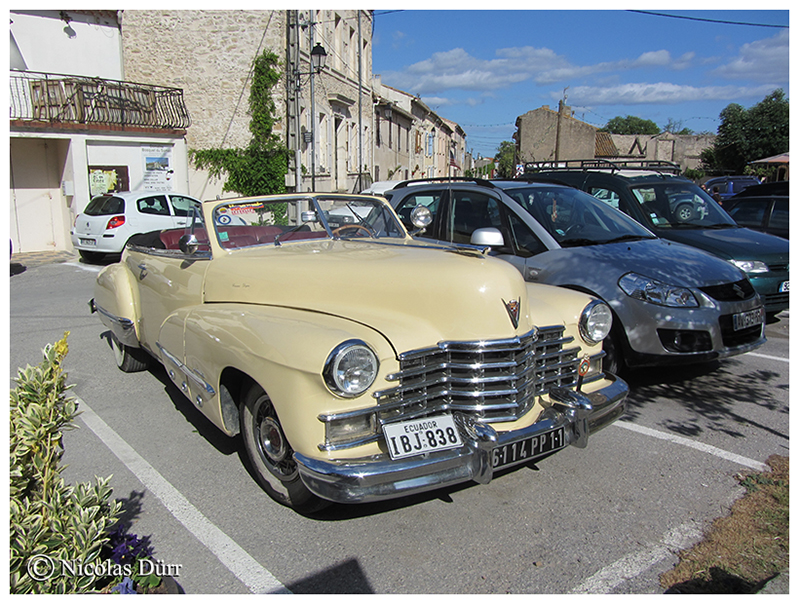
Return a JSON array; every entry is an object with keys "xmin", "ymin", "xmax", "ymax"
[{"xmin": 142, "ymin": 145, "xmax": 174, "ymax": 190}]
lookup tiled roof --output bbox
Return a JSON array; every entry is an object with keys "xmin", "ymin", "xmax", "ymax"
[{"xmin": 595, "ymin": 131, "xmax": 618, "ymax": 157}]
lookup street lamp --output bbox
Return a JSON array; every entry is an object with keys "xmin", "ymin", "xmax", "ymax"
[
  {"xmin": 310, "ymin": 43, "xmax": 327, "ymax": 72},
  {"xmin": 294, "ymin": 42, "xmax": 327, "ymax": 192}
]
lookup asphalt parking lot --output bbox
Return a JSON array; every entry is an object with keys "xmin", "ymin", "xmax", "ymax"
[{"xmin": 8, "ymin": 252, "xmax": 790, "ymax": 594}]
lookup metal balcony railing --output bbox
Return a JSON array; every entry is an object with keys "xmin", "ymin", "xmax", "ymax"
[{"xmin": 10, "ymin": 70, "xmax": 191, "ymax": 130}]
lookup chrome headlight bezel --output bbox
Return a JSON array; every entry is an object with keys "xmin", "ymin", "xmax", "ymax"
[
  {"xmin": 579, "ymin": 299, "xmax": 613, "ymax": 346},
  {"xmin": 323, "ymin": 340, "xmax": 379, "ymax": 398},
  {"xmin": 618, "ymin": 272, "xmax": 699, "ymax": 308}
]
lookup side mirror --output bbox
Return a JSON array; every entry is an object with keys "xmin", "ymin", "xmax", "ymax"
[
  {"xmin": 470, "ymin": 228, "xmax": 504, "ymax": 248},
  {"xmin": 179, "ymin": 233, "xmax": 199, "ymax": 255},
  {"xmin": 410, "ymin": 205, "xmax": 433, "ymax": 232},
  {"xmin": 301, "ymin": 210, "xmax": 317, "ymax": 223}
]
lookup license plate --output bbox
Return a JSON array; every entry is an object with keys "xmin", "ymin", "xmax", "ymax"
[
  {"xmin": 383, "ymin": 414, "xmax": 463, "ymax": 460},
  {"xmin": 80, "ymin": 238, "xmax": 96, "ymax": 247},
  {"xmin": 732, "ymin": 307, "xmax": 764, "ymax": 331},
  {"xmin": 492, "ymin": 426, "xmax": 566, "ymax": 469},
  {"xmin": 779, "ymin": 281, "xmax": 789, "ymax": 293}
]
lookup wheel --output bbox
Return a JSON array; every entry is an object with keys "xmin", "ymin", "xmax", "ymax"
[
  {"xmin": 110, "ymin": 333, "xmax": 150, "ymax": 373},
  {"xmin": 601, "ymin": 323, "xmax": 627, "ymax": 376},
  {"xmin": 240, "ymin": 383, "xmax": 327, "ymax": 513},
  {"xmin": 331, "ymin": 224, "xmax": 374, "ymax": 238},
  {"xmin": 79, "ymin": 250, "xmax": 106, "ymax": 263},
  {"xmin": 674, "ymin": 203, "xmax": 694, "ymax": 223}
]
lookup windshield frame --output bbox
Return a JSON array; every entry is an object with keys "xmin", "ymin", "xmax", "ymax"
[{"xmin": 205, "ymin": 194, "xmax": 408, "ymax": 251}]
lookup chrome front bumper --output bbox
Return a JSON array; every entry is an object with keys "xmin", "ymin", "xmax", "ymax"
[{"xmin": 295, "ymin": 374, "xmax": 628, "ymax": 504}]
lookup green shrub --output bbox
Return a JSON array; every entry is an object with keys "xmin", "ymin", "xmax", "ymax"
[{"xmin": 9, "ymin": 333, "xmax": 123, "ymax": 593}]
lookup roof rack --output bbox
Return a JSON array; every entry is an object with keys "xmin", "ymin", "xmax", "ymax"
[
  {"xmin": 524, "ymin": 159, "xmax": 682, "ymax": 175},
  {"xmin": 392, "ymin": 176, "xmax": 497, "ymax": 190}
]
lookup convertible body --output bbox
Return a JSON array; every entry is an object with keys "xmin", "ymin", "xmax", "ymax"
[{"xmin": 92, "ymin": 193, "xmax": 627, "ymax": 511}]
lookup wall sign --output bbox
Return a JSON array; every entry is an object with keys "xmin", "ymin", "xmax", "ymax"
[{"xmin": 142, "ymin": 145, "xmax": 174, "ymax": 190}]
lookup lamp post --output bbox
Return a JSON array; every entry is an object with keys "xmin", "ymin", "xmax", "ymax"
[{"xmin": 299, "ymin": 42, "xmax": 326, "ymax": 192}]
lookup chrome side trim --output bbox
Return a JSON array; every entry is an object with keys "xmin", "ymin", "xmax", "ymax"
[{"xmin": 156, "ymin": 342, "xmax": 216, "ymax": 396}]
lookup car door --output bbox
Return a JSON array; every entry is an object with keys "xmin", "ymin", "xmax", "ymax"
[{"xmin": 134, "ymin": 194, "xmax": 175, "ymax": 233}]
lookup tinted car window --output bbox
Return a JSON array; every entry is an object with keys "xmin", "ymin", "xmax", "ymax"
[
  {"xmin": 137, "ymin": 195, "xmax": 170, "ymax": 216},
  {"xmin": 84, "ymin": 195, "xmax": 125, "ymax": 216},
  {"xmin": 394, "ymin": 189, "xmax": 445, "ymax": 230},
  {"xmin": 506, "ymin": 212, "xmax": 547, "ymax": 257},
  {"xmin": 630, "ymin": 183, "xmax": 736, "ymax": 229},
  {"xmin": 770, "ymin": 199, "xmax": 789, "ymax": 234},
  {"xmin": 727, "ymin": 200, "xmax": 767, "ymax": 228},
  {"xmin": 448, "ymin": 191, "xmax": 502, "ymax": 244}
]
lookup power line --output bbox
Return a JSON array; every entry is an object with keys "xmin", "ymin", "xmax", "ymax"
[{"xmin": 627, "ymin": 10, "xmax": 788, "ymax": 29}]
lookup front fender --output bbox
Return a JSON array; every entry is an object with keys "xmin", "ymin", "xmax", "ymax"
[
  {"xmin": 177, "ymin": 304, "xmax": 398, "ymax": 455},
  {"xmin": 93, "ymin": 263, "xmax": 141, "ymax": 347}
]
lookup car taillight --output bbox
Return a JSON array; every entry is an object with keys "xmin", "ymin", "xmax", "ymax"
[{"xmin": 106, "ymin": 216, "xmax": 126, "ymax": 229}]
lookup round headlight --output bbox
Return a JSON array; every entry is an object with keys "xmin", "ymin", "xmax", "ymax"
[
  {"xmin": 324, "ymin": 340, "xmax": 379, "ymax": 397},
  {"xmin": 579, "ymin": 300, "xmax": 613, "ymax": 345}
]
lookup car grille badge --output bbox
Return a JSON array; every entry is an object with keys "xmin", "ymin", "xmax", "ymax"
[{"xmin": 503, "ymin": 298, "xmax": 521, "ymax": 329}]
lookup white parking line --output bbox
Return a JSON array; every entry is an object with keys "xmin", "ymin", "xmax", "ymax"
[
  {"xmin": 74, "ymin": 396, "xmax": 291, "ymax": 594},
  {"xmin": 569, "ymin": 520, "xmax": 704, "ymax": 594},
  {"xmin": 64, "ymin": 262, "xmax": 101, "ymax": 273},
  {"xmin": 745, "ymin": 351, "xmax": 790, "ymax": 363},
  {"xmin": 616, "ymin": 421, "xmax": 768, "ymax": 472}
]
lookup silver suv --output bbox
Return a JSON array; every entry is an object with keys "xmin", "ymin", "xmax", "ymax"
[{"xmin": 387, "ymin": 178, "xmax": 765, "ymax": 374}]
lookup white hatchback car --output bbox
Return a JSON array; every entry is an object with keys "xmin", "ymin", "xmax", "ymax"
[{"xmin": 71, "ymin": 190, "xmax": 200, "ymax": 262}]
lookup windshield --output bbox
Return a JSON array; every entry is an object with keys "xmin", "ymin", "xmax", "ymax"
[
  {"xmin": 210, "ymin": 195, "xmax": 406, "ymax": 250},
  {"xmin": 503, "ymin": 185, "xmax": 656, "ymax": 247},
  {"xmin": 630, "ymin": 183, "xmax": 737, "ymax": 229}
]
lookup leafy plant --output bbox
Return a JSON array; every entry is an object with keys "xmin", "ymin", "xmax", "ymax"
[
  {"xmin": 9, "ymin": 333, "xmax": 123, "ymax": 593},
  {"xmin": 191, "ymin": 50, "xmax": 289, "ymax": 196}
]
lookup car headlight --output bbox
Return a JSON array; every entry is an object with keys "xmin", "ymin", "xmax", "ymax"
[
  {"xmin": 730, "ymin": 259, "xmax": 769, "ymax": 274},
  {"xmin": 579, "ymin": 300, "xmax": 613, "ymax": 345},
  {"xmin": 323, "ymin": 340, "xmax": 379, "ymax": 397},
  {"xmin": 618, "ymin": 272, "xmax": 699, "ymax": 308}
]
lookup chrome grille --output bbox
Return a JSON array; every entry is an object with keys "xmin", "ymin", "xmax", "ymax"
[{"xmin": 372, "ymin": 326, "xmax": 580, "ymax": 424}]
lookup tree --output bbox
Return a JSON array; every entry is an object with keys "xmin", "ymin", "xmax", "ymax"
[
  {"xmin": 599, "ymin": 115, "xmax": 660, "ymax": 135},
  {"xmin": 663, "ymin": 118, "xmax": 693, "ymax": 135},
  {"xmin": 701, "ymin": 89, "xmax": 788, "ymax": 174},
  {"xmin": 494, "ymin": 141, "xmax": 517, "ymax": 178},
  {"xmin": 190, "ymin": 51, "xmax": 288, "ymax": 196}
]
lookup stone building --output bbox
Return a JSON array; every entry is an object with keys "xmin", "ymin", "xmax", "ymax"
[
  {"xmin": 514, "ymin": 103, "xmax": 715, "ymax": 173},
  {"xmin": 121, "ymin": 9, "xmax": 375, "ymax": 197}
]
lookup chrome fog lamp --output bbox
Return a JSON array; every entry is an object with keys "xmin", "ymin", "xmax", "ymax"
[
  {"xmin": 730, "ymin": 259, "xmax": 769, "ymax": 274},
  {"xmin": 324, "ymin": 340, "xmax": 379, "ymax": 397},
  {"xmin": 579, "ymin": 300, "xmax": 613, "ymax": 345},
  {"xmin": 410, "ymin": 205, "xmax": 433, "ymax": 230},
  {"xmin": 618, "ymin": 272, "xmax": 699, "ymax": 308},
  {"xmin": 325, "ymin": 412, "xmax": 377, "ymax": 446}
]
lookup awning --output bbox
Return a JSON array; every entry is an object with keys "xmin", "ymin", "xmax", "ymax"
[{"xmin": 749, "ymin": 152, "xmax": 789, "ymax": 164}]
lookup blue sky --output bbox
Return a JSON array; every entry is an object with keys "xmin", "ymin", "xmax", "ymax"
[{"xmin": 371, "ymin": 9, "xmax": 790, "ymax": 158}]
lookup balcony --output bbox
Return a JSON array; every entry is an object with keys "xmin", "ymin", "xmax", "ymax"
[{"xmin": 10, "ymin": 70, "xmax": 191, "ymax": 132}]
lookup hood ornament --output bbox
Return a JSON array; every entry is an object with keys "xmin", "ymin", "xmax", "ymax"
[{"xmin": 503, "ymin": 298, "xmax": 521, "ymax": 329}]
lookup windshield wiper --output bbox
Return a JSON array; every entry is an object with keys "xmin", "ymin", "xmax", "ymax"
[
  {"xmin": 558, "ymin": 237, "xmax": 600, "ymax": 248},
  {"xmin": 602, "ymin": 234, "xmax": 653, "ymax": 244},
  {"xmin": 704, "ymin": 223, "xmax": 737, "ymax": 229}
]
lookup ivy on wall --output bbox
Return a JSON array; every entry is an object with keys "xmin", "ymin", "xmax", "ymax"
[{"xmin": 191, "ymin": 50, "xmax": 288, "ymax": 196}]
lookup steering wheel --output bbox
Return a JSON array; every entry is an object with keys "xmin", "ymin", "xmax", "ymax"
[{"xmin": 332, "ymin": 224, "xmax": 375, "ymax": 238}]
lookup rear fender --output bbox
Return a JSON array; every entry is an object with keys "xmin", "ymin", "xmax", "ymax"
[{"xmin": 93, "ymin": 263, "xmax": 142, "ymax": 347}]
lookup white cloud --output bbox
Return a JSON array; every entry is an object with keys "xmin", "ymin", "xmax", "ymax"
[
  {"xmin": 711, "ymin": 29, "xmax": 788, "ymax": 83},
  {"xmin": 564, "ymin": 82, "xmax": 780, "ymax": 106}
]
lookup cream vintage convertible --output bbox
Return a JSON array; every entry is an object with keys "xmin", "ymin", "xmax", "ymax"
[{"xmin": 91, "ymin": 193, "xmax": 628, "ymax": 512}]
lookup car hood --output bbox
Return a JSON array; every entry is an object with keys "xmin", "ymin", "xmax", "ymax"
[
  {"xmin": 654, "ymin": 226, "xmax": 789, "ymax": 264},
  {"xmin": 203, "ymin": 240, "xmax": 588, "ymax": 355},
  {"xmin": 532, "ymin": 238, "xmax": 746, "ymax": 289}
]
